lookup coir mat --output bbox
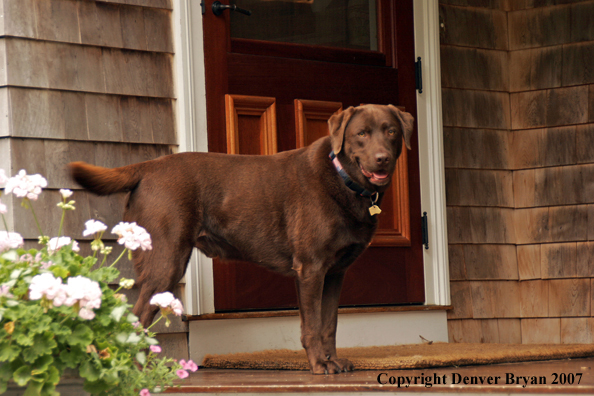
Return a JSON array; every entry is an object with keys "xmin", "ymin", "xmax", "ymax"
[{"xmin": 201, "ymin": 343, "xmax": 594, "ymax": 370}]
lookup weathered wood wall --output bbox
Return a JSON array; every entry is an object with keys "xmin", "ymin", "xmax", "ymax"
[
  {"xmin": 0, "ymin": 0, "xmax": 187, "ymax": 358},
  {"xmin": 443, "ymin": 0, "xmax": 594, "ymax": 343}
]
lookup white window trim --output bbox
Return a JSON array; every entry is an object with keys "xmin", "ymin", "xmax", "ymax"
[{"xmin": 173, "ymin": 0, "xmax": 449, "ymax": 315}]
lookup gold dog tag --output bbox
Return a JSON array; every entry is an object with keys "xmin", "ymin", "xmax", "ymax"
[{"xmin": 369, "ymin": 205, "xmax": 382, "ymax": 216}]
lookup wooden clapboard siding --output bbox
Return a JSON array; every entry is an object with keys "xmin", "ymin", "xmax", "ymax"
[
  {"xmin": 0, "ymin": 0, "xmax": 184, "ymax": 357},
  {"xmin": 442, "ymin": 0, "xmax": 594, "ymax": 345}
]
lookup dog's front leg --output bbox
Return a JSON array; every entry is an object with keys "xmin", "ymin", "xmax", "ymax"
[
  {"xmin": 320, "ymin": 271, "xmax": 354, "ymax": 372},
  {"xmin": 295, "ymin": 265, "xmax": 344, "ymax": 374}
]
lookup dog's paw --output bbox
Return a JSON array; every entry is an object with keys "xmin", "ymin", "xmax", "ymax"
[
  {"xmin": 331, "ymin": 358, "xmax": 354, "ymax": 372},
  {"xmin": 310, "ymin": 358, "xmax": 354, "ymax": 374}
]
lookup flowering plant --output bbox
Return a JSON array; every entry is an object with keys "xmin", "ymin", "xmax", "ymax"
[{"xmin": 0, "ymin": 170, "xmax": 197, "ymax": 396}]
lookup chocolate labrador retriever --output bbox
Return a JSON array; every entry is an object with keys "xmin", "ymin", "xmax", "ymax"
[{"xmin": 69, "ymin": 104, "xmax": 413, "ymax": 374}]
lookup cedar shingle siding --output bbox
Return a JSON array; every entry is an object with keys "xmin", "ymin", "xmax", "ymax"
[
  {"xmin": 0, "ymin": 0, "xmax": 187, "ymax": 357},
  {"xmin": 443, "ymin": 0, "xmax": 594, "ymax": 343}
]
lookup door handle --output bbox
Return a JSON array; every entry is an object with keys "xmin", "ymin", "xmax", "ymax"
[{"xmin": 212, "ymin": 1, "xmax": 252, "ymax": 16}]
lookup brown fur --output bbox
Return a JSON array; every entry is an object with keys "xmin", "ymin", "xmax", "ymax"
[{"xmin": 69, "ymin": 104, "xmax": 414, "ymax": 374}]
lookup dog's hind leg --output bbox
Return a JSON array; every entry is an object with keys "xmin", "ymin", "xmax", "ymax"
[{"xmin": 131, "ymin": 240, "xmax": 194, "ymax": 327}]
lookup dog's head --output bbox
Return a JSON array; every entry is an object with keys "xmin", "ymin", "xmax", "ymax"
[{"xmin": 328, "ymin": 104, "xmax": 414, "ymax": 190}]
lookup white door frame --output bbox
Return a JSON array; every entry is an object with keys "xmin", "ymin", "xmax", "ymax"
[{"xmin": 172, "ymin": 0, "xmax": 449, "ymax": 315}]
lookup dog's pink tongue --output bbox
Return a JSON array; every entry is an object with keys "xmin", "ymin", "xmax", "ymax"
[{"xmin": 372, "ymin": 171, "xmax": 388, "ymax": 180}]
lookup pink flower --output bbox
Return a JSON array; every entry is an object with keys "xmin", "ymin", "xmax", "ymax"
[
  {"xmin": 4, "ymin": 170, "xmax": 47, "ymax": 200},
  {"xmin": 0, "ymin": 284, "xmax": 14, "ymax": 298},
  {"xmin": 176, "ymin": 369, "xmax": 189, "ymax": 379},
  {"xmin": 139, "ymin": 389, "xmax": 151, "ymax": 396},
  {"xmin": 83, "ymin": 219, "xmax": 107, "ymax": 237},
  {"xmin": 0, "ymin": 231, "xmax": 24, "ymax": 253},
  {"xmin": 180, "ymin": 359, "xmax": 198, "ymax": 372},
  {"xmin": 149, "ymin": 345, "xmax": 161, "ymax": 354},
  {"xmin": 111, "ymin": 222, "xmax": 152, "ymax": 251}
]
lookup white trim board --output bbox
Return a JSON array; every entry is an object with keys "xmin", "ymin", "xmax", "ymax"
[
  {"xmin": 414, "ymin": 0, "xmax": 450, "ymax": 306},
  {"xmin": 189, "ymin": 310, "xmax": 448, "ymax": 363}
]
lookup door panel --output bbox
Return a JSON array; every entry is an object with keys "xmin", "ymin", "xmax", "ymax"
[
  {"xmin": 225, "ymin": 95, "xmax": 277, "ymax": 155},
  {"xmin": 203, "ymin": 0, "xmax": 425, "ymax": 312}
]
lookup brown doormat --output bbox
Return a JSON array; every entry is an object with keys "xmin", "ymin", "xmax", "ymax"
[{"xmin": 202, "ymin": 343, "xmax": 594, "ymax": 371}]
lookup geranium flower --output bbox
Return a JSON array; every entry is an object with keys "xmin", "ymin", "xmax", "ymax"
[
  {"xmin": 176, "ymin": 370, "xmax": 189, "ymax": 379},
  {"xmin": 29, "ymin": 273, "xmax": 65, "ymax": 301},
  {"xmin": 59, "ymin": 189, "xmax": 73, "ymax": 199},
  {"xmin": 48, "ymin": 237, "xmax": 80, "ymax": 254},
  {"xmin": 0, "ymin": 231, "xmax": 24, "ymax": 253},
  {"xmin": 112, "ymin": 222, "xmax": 152, "ymax": 251},
  {"xmin": 149, "ymin": 292, "xmax": 183, "ymax": 316},
  {"xmin": 4, "ymin": 170, "xmax": 47, "ymax": 201},
  {"xmin": 64, "ymin": 276, "xmax": 102, "ymax": 311},
  {"xmin": 139, "ymin": 389, "xmax": 151, "ymax": 396},
  {"xmin": 83, "ymin": 219, "xmax": 108, "ymax": 237}
]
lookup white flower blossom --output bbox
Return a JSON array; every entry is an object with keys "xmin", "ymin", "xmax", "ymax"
[
  {"xmin": 59, "ymin": 189, "xmax": 73, "ymax": 199},
  {"xmin": 0, "ymin": 231, "xmax": 24, "ymax": 253},
  {"xmin": 48, "ymin": 237, "xmax": 80, "ymax": 254},
  {"xmin": 111, "ymin": 222, "xmax": 152, "ymax": 251},
  {"xmin": 64, "ymin": 276, "xmax": 102, "ymax": 310},
  {"xmin": 82, "ymin": 219, "xmax": 108, "ymax": 237},
  {"xmin": 4, "ymin": 170, "xmax": 47, "ymax": 201},
  {"xmin": 150, "ymin": 292, "xmax": 184, "ymax": 316},
  {"xmin": 29, "ymin": 273, "xmax": 65, "ymax": 301},
  {"xmin": 78, "ymin": 307, "xmax": 96, "ymax": 320}
]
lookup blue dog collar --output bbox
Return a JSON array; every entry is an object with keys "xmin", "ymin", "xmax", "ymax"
[{"xmin": 329, "ymin": 151, "xmax": 378, "ymax": 199}]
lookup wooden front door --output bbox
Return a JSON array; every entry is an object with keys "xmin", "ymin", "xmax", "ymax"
[{"xmin": 202, "ymin": 0, "xmax": 424, "ymax": 312}]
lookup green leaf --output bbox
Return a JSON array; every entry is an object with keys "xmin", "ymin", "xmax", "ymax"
[
  {"xmin": 28, "ymin": 316, "xmax": 52, "ymax": 334},
  {"xmin": 16, "ymin": 332, "xmax": 34, "ymax": 347},
  {"xmin": 0, "ymin": 344, "xmax": 21, "ymax": 362},
  {"xmin": 59, "ymin": 348, "xmax": 85, "ymax": 369},
  {"xmin": 126, "ymin": 313, "xmax": 139, "ymax": 323},
  {"xmin": 13, "ymin": 365, "xmax": 32, "ymax": 386},
  {"xmin": 0, "ymin": 380, "xmax": 7, "ymax": 394},
  {"xmin": 0, "ymin": 362, "xmax": 13, "ymax": 381},
  {"xmin": 79, "ymin": 360, "xmax": 100, "ymax": 382},
  {"xmin": 23, "ymin": 379, "xmax": 43, "ymax": 396},
  {"xmin": 135, "ymin": 351, "xmax": 146, "ymax": 365},
  {"xmin": 46, "ymin": 365, "xmax": 60, "ymax": 385},
  {"xmin": 126, "ymin": 333, "xmax": 141, "ymax": 344},
  {"xmin": 110, "ymin": 306, "xmax": 127, "ymax": 322},
  {"xmin": 51, "ymin": 266, "xmax": 69, "ymax": 279},
  {"xmin": 83, "ymin": 379, "xmax": 112, "ymax": 394},
  {"xmin": 69, "ymin": 324, "xmax": 93, "ymax": 347},
  {"xmin": 145, "ymin": 337, "xmax": 159, "ymax": 346},
  {"xmin": 31, "ymin": 354, "xmax": 53, "ymax": 374},
  {"xmin": 22, "ymin": 333, "xmax": 56, "ymax": 363}
]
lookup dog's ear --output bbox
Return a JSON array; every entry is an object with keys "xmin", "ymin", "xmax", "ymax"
[
  {"xmin": 328, "ymin": 107, "xmax": 356, "ymax": 154},
  {"xmin": 388, "ymin": 105, "xmax": 414, "ymax": 150}
]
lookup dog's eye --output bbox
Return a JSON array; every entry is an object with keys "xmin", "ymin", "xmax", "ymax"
[
  {"xmin": 358, "ymin": 130, "xmax": 367, "ymax": 137},
  {"xmin": 388, "ymin": 129, "xmax": 396, "ymax": 136}
]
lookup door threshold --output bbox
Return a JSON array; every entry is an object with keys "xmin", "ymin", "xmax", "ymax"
[{"xmin": 184, "ymin": 304, "xmax": 451, "ymax": 321}]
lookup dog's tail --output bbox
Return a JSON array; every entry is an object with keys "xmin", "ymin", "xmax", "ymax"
[{"xmin": 69, "ymin": 162, "xmax": 143, "ymax": 195}]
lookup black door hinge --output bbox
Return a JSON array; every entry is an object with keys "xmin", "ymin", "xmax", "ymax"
[
  {"xmin": 421, "ymin": 211, "xmax": 429, "ymax": 250},
  {"xmin": 415, "ymin": 57, "xmax": 423, "ymax": 94}
]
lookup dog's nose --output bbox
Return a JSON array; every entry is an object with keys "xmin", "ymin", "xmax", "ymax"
[{"xmin": 375, "ymin": 152, "xmax": 391, "ymax": 166}]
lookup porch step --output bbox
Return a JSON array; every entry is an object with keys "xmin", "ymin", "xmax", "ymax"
[{"xmin": 166, "ymin": 357, "xmax": 594, "ymax": 395}]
